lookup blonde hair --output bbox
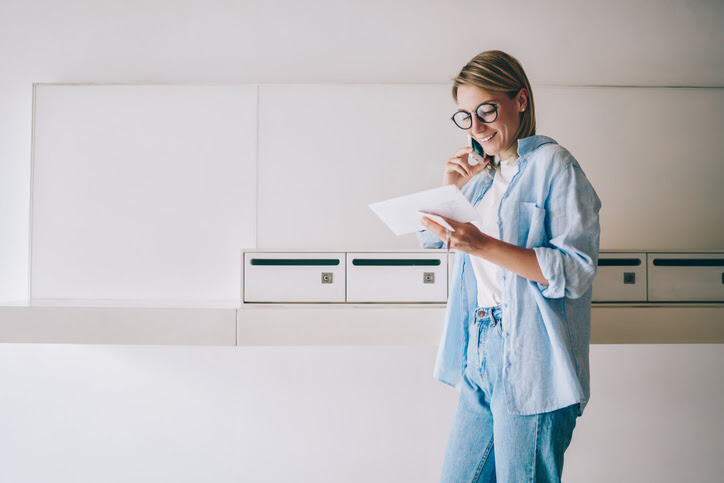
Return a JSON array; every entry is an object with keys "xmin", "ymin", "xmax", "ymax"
[{"xmin": 452, "ymin": 50, "xmax": 536, "ymax": 170}]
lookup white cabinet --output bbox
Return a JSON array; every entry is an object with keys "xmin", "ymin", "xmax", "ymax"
[
  {"xmin": 242, "ymin": 250, "xmax": 724, "ymax": 305},
  {"xmin": 32, "ymin": 85, "xmax": 258, "ymax": 307},
  {"xmin": 592, "ymin": 253, "xmax": 647, "ymax": 302},
  {"xmin": 243, "ymin": 252, "xmax": 346, "ymax": 303},
  {"xmin": 346, "ymin": 252, "xmax": 448, "ymax": 303},
  {"xmin": 647, "ymin": 253, "xmax": 724, "ymax": 302},
  {"xmin": 241, "ymin": 250, "xmax": 447, "ymax": 304}
]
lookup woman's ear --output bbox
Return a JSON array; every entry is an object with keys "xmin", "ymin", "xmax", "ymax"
[{"xmin": 518, "ymin": 88, "xmax": 528, "ymax": 111}]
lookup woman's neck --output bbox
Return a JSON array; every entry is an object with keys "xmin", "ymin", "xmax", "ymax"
[
  {"xmin": 498, "ymin": 148, "xmax": 519, "ymax": 165},
  {"xmin": 498, "ymin": 144, "xmax": 518, "ymax": 163}
]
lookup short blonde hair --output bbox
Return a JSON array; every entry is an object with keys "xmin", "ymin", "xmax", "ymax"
[{"xmin": 452, "ymin": 50, "xmax": 536, "ymax": 167}]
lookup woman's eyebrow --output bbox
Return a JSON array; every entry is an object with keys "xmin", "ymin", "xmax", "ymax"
[{"xmin": 459, "ymin": 99, "xmax": 497, "ymax": 110}]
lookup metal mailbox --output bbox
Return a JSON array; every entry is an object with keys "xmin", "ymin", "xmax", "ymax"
[
  {"xmin": 647, "ymin": 253, "xmax": 724, "ymax": 302},
  {"xmin": 346, "ymin": 252, "xmax": 448, "ymax": 303},
  {"xmin": 241, "ymin": 249, "xmax": 724, "ymax": 305},
  {"xmin": 592, "ymin": 253, "xmax": 647, "ymax": 302},
  {"xmin": 243, "ymin": 252, "xmax": 346, "ymax": 303}
]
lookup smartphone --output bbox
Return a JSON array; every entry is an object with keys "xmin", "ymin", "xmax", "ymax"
[
  {"xmin": 466, "ymin": 134, "xmax": 485, "ymax": 166},
  {"xmin": 466, "ymin": 135, "xmax": 496, "ymax": 174}
]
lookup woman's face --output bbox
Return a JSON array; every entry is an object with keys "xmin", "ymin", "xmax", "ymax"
[{"xmin": 456, "ymin": 85, "xmax": 527, "ymax": 160}]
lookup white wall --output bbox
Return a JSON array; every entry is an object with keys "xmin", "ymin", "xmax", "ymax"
[
  {"xmin": 1, "ymin": 0, "xmax": 722, "ymax": 481},
  {"xmin": 30, "ymin": 84, "xmax": 259, "ymax": 307},
  {"xmin": 22, "ymin": 84, "xmax": 724, "ymax": 307},
  {"xmin": 2, "ymin": 0, "xmax": 723, "ymax": 303},
  {"xmin": 1, "ymin": 344, "xmax": 722, "ymax": 482}
]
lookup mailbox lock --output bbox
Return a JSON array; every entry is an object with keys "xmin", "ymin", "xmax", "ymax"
[
  {"xmin": 423, "ymin": 272, "xmax": 435, "ymax": 284},
  {"xmin": 623, "ymin": 272, "xmax": 636, "ymax": 284},
  {"xmin": 321, "ymin": 272, "xmax": 333, "ymax": 284}
]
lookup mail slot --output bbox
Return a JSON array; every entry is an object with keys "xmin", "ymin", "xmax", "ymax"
[
  {"xmin": 592, "ymin": 252, "xmax": 647, "ymax": 302},
  {"xmin": 243, "ymin": 252, "xmax": 346, "ymax": 302},
  {"xmin": 346, "ymin": 252, "xmax": 448, "ymax": 302},
  {"xmin": 647, "ymin": 253, "xmax": 724, "ymax": 302}
]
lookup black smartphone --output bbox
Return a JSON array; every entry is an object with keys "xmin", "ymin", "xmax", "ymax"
[
  {"xmin": 467, "ymin": 134, "xmax": 494, "ymax": 170},
  {"xmin": 470, "ymin": 135, "xmax": 486, "ymax": 159}
]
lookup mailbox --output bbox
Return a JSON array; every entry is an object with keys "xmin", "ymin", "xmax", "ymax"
[
  {"xmin": 241, "ymin": 249, "xmax": 724, "ymax": 305},
  {"xmin": 647, "ymin": 253, "xmax": 724, "ymax": 302},
  {"xmin": 346, "ymin": 252, "xmax": 448, "ymax": 303},
  {"xmin": 243, "ymin": 252, "xmax": 346, "ymax": 303},
  {"xmin": 592, "ymin": 253, "xmax": 647, "ymax": 302}
]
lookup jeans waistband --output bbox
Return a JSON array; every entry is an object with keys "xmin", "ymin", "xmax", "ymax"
[{"xmin": 472, "ymin": 305, "xmax": 503, "ymax": 323}]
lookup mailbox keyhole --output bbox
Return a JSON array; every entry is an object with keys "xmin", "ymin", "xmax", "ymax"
[
  {"xmin": 423, "ymin": 272, "xmax": 435, "ymax": 284},
  {"xmin": 623, "ymin": 272, "xmax": 636, "ymax": 284},
  {"xmin": 321, "ymin": 272, "xmax": 333, "ymax": 284}
]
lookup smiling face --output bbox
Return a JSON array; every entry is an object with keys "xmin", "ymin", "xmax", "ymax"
[{"xmin": 456, "ymin": 84, "xmax": 528, "ymax": 162}]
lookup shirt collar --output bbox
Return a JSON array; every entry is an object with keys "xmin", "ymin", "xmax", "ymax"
[
  {"xmin": 516, "ymin": 134, "xmax": 557, "ymax": 158},
  {"xmin": 478, "ymin": 134, "xmax": 557, "ymax": 185}
]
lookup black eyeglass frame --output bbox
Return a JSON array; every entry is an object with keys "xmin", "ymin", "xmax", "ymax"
[{"xmin": 451, "ymin": 102, "xmax": 500, "ymax": 130}]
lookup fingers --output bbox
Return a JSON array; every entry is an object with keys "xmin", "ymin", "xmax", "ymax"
[
  {"xmin": 445, "ymin": 161, "xmax": 471, "ymax": 178},
  {"xmin": 454, "ymin": 146, "xmax": 474, "ymax": 157},
  {"xmin": 420, "ymin": 216, "xmax": 443, "ymax": 237},
  {"xmin": 446, "ymin": 147, "xmax": 484, "ymax": 178},
  {"xmin": 421, "ymin": 214, "xmax": 457, "ymax": 235},
  {"xmin": 447, "ymin": 152, "xmax": 473, "ymax": 176}
]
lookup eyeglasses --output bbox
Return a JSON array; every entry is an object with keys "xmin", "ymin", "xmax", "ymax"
[{"xmin": 451, "ymin": 102, "xmax": 500, "ymax": 130}]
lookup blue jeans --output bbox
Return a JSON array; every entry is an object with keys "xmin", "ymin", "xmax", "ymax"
[{"xmin": 440, "ymin": 305, "xmax": 579, "ymax": 482}]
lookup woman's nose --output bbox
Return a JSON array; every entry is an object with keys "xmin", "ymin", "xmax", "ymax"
[{"xmin": 470, "ymin": 116, "xmax": 488, "ymax": 134}]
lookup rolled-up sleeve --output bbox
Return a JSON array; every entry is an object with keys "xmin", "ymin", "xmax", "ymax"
[
  {"xmin": 532, "ymin": 162, "xmax": 602, "ymax": 299},
  {"xmin": 416, "ymin": 229, "xmax": 444, "ymax": 249}
]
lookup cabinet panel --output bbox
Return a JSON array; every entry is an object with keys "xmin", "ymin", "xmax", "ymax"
[
  {"xmin": 346, "ymin": 252, "xmax": 447, "ymax": 303},
  {"xmin": 32, "ymin": 85, "xmax": 258, "ymax": 307},
  {"xmin": 243, "ymin": 252, "xmax": 346, "ymax": 303},
  {"xmin": 592, "ymin": 253, "xmax": 647, "ymax": 302},
  {"xmin": 647, "ymin": 253, "xmax": 724, "ymax": 302}
]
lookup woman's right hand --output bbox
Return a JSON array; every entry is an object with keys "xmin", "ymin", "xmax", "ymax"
[{"xmin": 442, "ymin": 147, "xmax": 490, "ymax": 190}]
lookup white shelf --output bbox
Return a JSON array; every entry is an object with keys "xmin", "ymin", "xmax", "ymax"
[{"xmin": 3, "ymin": 304, "xmax": 721, "ymax": 345}]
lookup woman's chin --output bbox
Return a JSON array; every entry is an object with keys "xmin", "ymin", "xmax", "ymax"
[{"xmin": 482, "ymin": 140, "xmax": 501, "ymax": 156}]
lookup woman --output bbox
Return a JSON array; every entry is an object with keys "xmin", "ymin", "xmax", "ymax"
[{"xmin": 417, "ymin": 50, "xmax": 601, "ymax": 482}]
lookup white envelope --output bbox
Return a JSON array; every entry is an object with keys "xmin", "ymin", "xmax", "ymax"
[{"xmin": 369, "ymin": 184, "xmax": 481, "ymax": 236}]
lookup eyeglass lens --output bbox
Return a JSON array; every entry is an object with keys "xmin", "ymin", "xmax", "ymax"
[{"xmin": 452, "ymin": 103, "xmax": 498, "ymax": 129}]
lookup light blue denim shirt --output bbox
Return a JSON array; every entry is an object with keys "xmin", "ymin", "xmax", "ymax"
[{"xmin": 417, "ymin": 134, "xmax": 602, "ymax": 416}]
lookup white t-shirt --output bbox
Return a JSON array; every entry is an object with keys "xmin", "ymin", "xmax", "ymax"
[{"xmin": 470, "ymin": 154, "xmax": 519, "ymax": 308}]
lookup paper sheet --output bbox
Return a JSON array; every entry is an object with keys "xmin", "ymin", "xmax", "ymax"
[{"xmin": 368, "ymin": 184, "xmax": 481, "ymax": 236}]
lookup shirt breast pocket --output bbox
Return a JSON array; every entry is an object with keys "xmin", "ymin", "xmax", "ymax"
[{"xmin": 518, "ymin": 202, "xmax": 547, "ymax": 247}]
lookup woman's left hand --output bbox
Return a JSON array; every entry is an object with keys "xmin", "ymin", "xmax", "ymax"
[{"xmin": 419, "ymin": 212, "xmax": 492, "ymax": 256}]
